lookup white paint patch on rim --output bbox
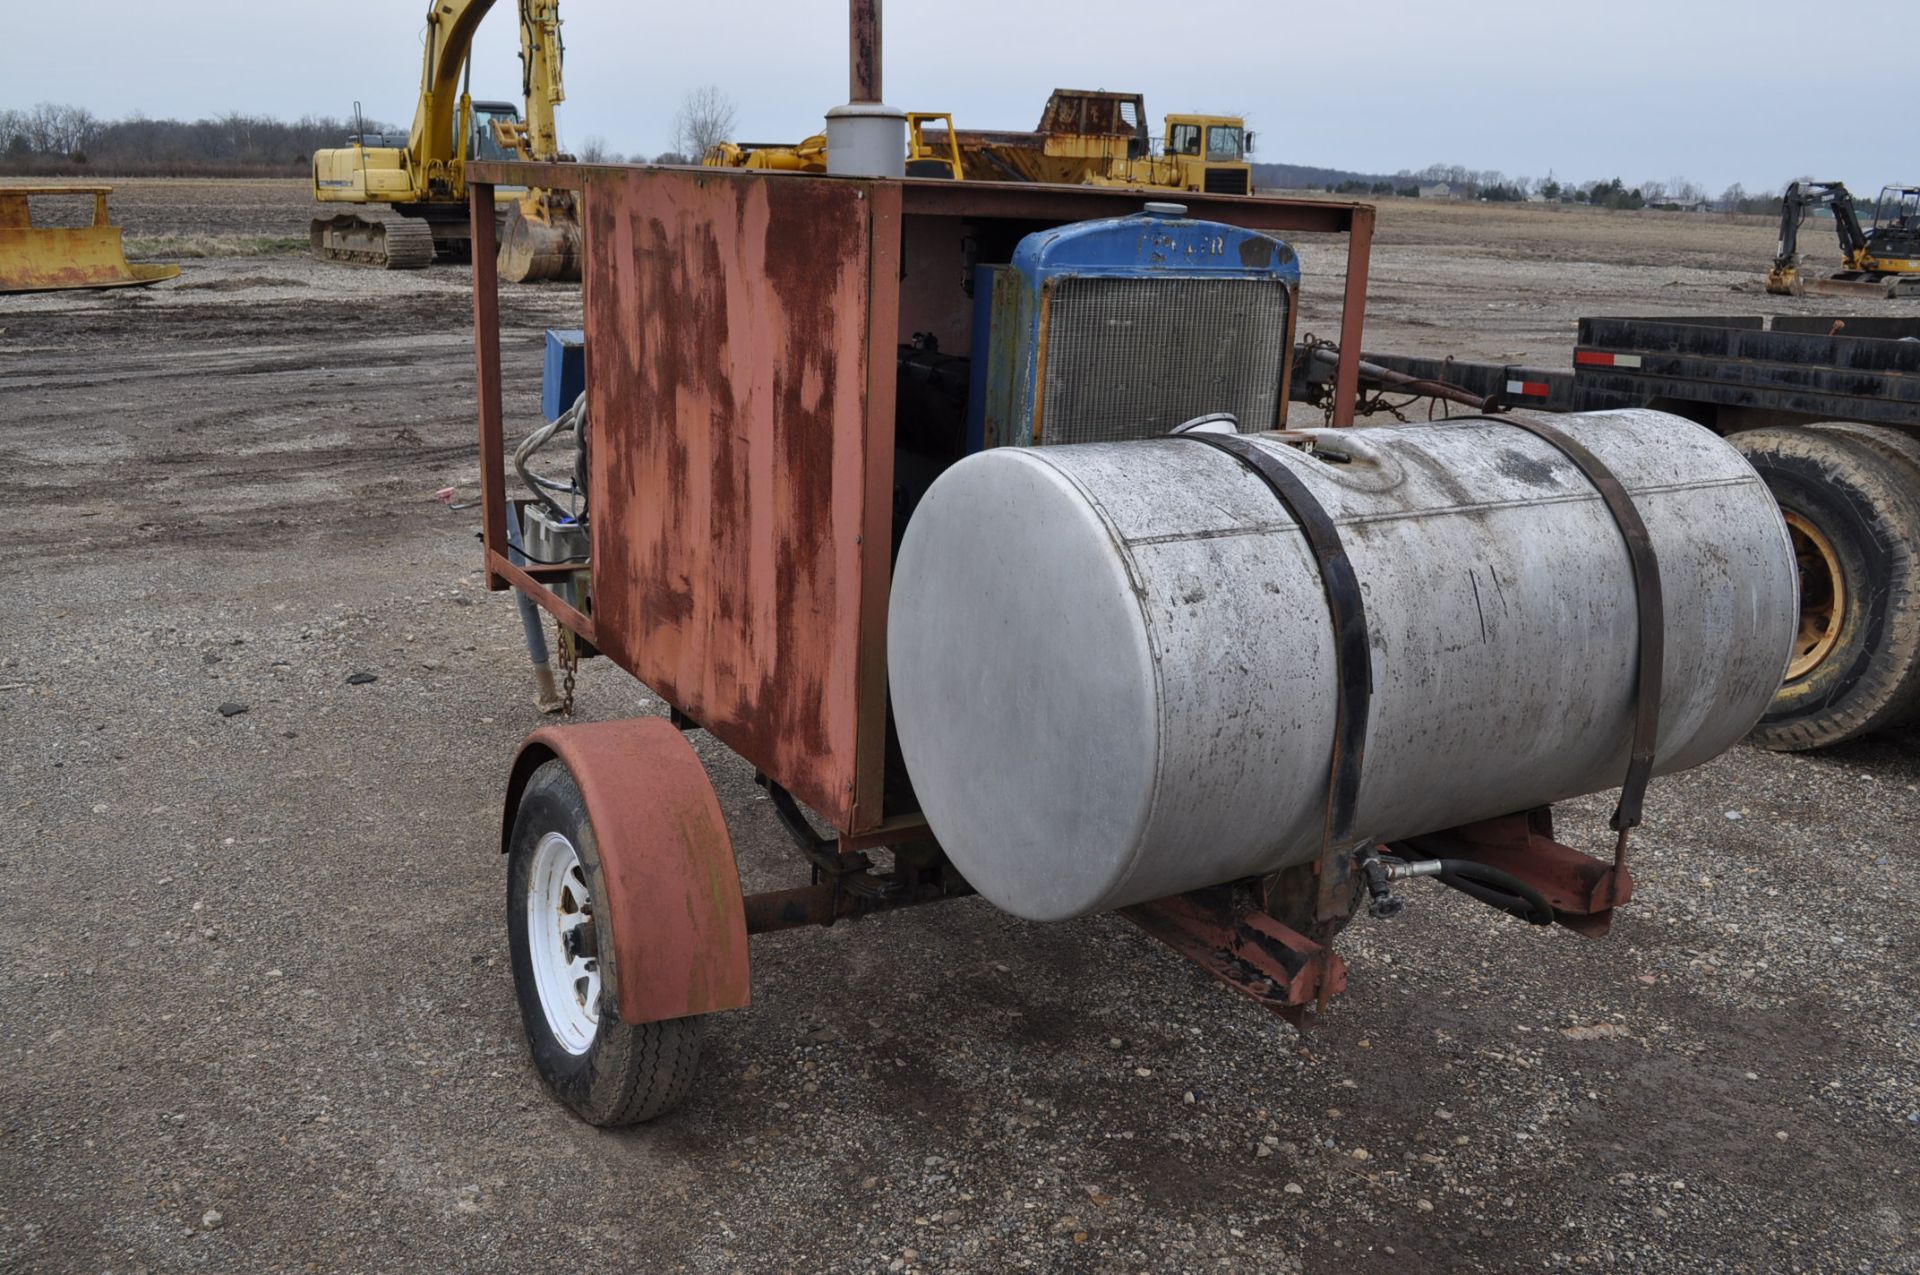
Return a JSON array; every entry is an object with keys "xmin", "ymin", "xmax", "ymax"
[{"xmin": 527, "ymin": 830, "xmax": 600, "ymax": 1055}]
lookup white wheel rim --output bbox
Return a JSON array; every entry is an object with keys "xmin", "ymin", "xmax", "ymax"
[{"xmin": 527, "ymin": 831, "xmax": 601, "ymax": 1054}]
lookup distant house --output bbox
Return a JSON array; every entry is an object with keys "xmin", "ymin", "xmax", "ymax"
[
  {"xmin": 1418, "ymin": 182, "xmax": 1452, "ymax": 200},
  {"xmin": 1668, "ymin": 198, "xmax": 1712, "ymax": 213}
]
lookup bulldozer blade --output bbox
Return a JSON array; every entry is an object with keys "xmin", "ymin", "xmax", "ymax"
[
  {"xmin": 0, "ymin": 185, "xmax": 180, "ymax": 294},
  {"xmin": 1800, "ymin": 275, "xmax": 1900, "ymax": 301}
]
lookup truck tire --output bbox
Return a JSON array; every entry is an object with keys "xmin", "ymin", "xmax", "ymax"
[
  {"xmin": 1805, "ymin": 422, "xmax": 1920, "ymax": 730},
  {"xmin": 507, "ymin": 759, "xmax": 704, "ymax": 1125},
  {"xmin": 1731, "ymin": 427, "xmax": 1920, "ymax": 749},
  {"xmin": 1808, "ymin": 421, "xmax": 1920, "ymax": 491}
]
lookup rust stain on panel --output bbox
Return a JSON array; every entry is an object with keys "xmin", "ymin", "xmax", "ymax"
[{"xmin": 582, "ymin": 167, "xmax": 877, "ymax": 828}]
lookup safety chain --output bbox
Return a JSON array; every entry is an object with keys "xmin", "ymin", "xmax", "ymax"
[
  {"xmin": 1297, "ymin": 332, "xmax": 1453, "ymax": 425},
  {"xmin": 556, "ymin": 621, "xmax": 579, "ymax": 718}
]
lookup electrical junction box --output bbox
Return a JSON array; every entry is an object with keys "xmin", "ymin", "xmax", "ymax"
[{"xmin": 542, "ymin": 328, "xmax": 586, "ymax": 422}]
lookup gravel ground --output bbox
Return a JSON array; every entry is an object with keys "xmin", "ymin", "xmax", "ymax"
[{"xmin": 0, "ymin": 181, "xmax": 1915, "ymax": 1274}]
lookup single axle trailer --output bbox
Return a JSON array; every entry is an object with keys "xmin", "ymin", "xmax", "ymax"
[{"xmin": 465, "ymin": 154, "xmax": 1795, "ymax": 1125}]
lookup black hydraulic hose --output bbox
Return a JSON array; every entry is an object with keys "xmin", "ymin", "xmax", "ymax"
[{"xmin": 1432, "ymin": 859, "xmax": 1555, "ymax": 926}]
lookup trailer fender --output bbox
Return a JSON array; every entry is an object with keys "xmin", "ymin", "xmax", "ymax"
[{"xmin": 502, "ymin": 718, "xmax": 752, "ymax": 1024}]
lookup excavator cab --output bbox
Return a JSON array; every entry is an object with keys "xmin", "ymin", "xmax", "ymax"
[
  {"xmin": 1870, "ymin": 186, "xmax": 1920, "ymax": 253},
  {"xmin": 1874, "ymin": 186, "xmax": 1920, "ymax": 230},
  {"xmin": 470, "ymin": 100, "xmax": 522, "ymax": 165},
  {"xmin": 1859, "ymin": 185, "xmax": 1920, "ymax": 290}
]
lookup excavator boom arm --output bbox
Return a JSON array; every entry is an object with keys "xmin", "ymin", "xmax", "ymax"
[
  {"xmin": 409, "ymin": 0, "xmax": 499, "ymax": 175},
  {"xmin": 1776, "ymin": 180, "xmax": 1871, "ymax": 273},
  {"xmin": 1832, "ymin": 186, "xmax": 1870, "ymax": 263},
  {"xmin": 518, "ymin": 2, "xmax": 566, "ymax": 160},
  {"xmin": 406, "ymin": 0, "xmax": 566, "ymax": 180}
]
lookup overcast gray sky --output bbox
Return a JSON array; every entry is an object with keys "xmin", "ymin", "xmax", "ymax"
[{"xmin": 1, "ymin": 0, "xmax": 1902, "ymax": 195}]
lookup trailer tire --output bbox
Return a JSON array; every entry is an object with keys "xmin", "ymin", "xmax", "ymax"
[
  {"xmin": 508, "ymin": 758, "xmax": 704, "ymax": 1126},
  {"xmin": 1731, "ymin": 427, "xmax": 1920, "ymax": 749}
]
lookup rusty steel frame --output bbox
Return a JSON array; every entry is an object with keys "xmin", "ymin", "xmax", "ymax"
[
  {"xmin": 1120, "ymin": 808, "xmax": 1639, "ymax": 1026},
  {"xmin": 1122, "ymin": 888, "xmax": 1350, "ymax": 1027},
  {"xmin": 744, "ymin": 864, "xmax": 972, "ymax": 935},
  {"xmin": 473, "ymin": 182, "xmax": 598, "ymax": 643}
]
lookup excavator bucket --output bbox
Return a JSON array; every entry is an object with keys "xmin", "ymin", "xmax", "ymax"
[
  {"xmin": 498, "ymin": 192, "xmax": 582, "ymax": 284},
  {"xmin": 0, "ymin": 186, "xmax": 180, "ymax": 293}
]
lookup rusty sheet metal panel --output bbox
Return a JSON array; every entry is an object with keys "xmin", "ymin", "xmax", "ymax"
[{"xmin": 580, "ymin": 166, "xmax": 896, "ymax": 831}]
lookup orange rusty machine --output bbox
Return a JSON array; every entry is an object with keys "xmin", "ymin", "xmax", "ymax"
[{"xmin": 466, "ymin": 13, "xmax": 1796, "ymax": 1128}]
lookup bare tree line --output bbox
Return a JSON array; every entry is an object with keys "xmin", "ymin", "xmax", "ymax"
[
  {"xmin": 2, "ymin": 88, "xmax": 740, "ymax": 175},
  {"xmin": 2, "ymin": 102, "xmax": 102, "ymax": 158},
  {"xmin": 1, "ymin": 101, "xmax": 397, "ymax": 176},
  {"xmin": 1386, "ymin": 164, "xmax": 1778, "ymax": 212}
]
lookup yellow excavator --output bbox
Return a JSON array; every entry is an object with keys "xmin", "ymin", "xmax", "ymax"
[
  {"xmin": 310, "ymin": 0, "xmax": 580, "ymax": 282},
  {"xmin": 1765, "ymin": 179, "xmax": 1920, "ymax": 299}
]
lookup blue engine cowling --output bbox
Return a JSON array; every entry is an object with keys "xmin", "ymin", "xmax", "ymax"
[{"xmin": 965, "ymin": 205, "xmax": 1301, "ymax": 452}]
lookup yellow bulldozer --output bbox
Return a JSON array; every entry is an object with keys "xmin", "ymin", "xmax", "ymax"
[
  {"xmin": 705, "ymin": 89, "xmax": 1256, "ymax": 196},
  {"xmin": 310, "ymin": 0, "xmax": 580, "ymax": 282}
]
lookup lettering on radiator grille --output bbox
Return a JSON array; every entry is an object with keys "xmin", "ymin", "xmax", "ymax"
[{"xmin": 1038, "ymin": 276, "xmax": 1291, "ymax": 445}]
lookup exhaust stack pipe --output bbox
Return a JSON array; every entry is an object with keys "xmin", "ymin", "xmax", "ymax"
[{"xmin": 825, "ymin": 0, "xmax": 906, "ymax": 177}]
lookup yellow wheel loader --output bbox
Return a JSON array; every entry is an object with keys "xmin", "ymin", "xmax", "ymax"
[{"xmin": 310, "ymin": 0, "xmax": 580, "ymax": 282}]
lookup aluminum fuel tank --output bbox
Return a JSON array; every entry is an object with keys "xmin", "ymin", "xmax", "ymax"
[{"xmin": 887, "ymin": 410, "xmax": 1797, "ymax": 922}]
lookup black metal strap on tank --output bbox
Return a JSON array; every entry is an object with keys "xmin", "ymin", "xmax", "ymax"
[
  {"xmin": 1175, "ymin": 431, "xmax": 1373, "ymax": 922},
  {"xmin": 1490, "ymin": 414, "xmax": 1665, "ymax": 906}
]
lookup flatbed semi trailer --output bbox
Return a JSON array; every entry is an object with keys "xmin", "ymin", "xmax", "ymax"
[{"xmin": 1303, "ymin": 314, "xmax": 1920, "ymax": 751}]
